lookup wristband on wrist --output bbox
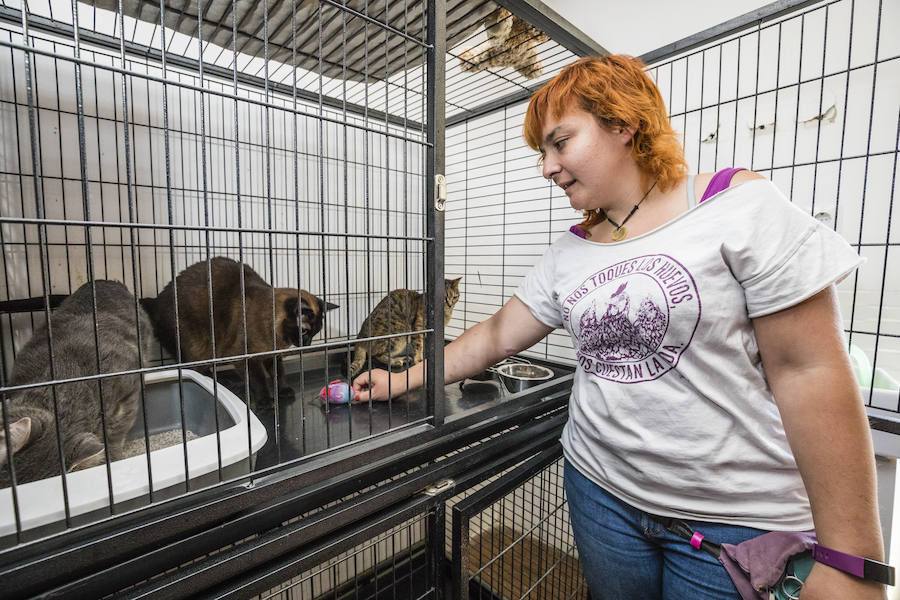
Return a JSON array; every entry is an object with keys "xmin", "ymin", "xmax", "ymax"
[{"xmin": 812, "ymin": 543, "xmax": 895, "ymax": 586}]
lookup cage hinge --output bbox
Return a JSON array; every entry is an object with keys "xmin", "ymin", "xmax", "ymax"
[
  {"xmin": 434, "ymin": 174, "xmax": 447, "ymax": 211},
  {"xmin": 423, "ymin": 478, "xmax": 454, "ymax": 496}
]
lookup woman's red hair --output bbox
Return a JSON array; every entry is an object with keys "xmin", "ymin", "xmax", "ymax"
[{"xmin": 523, "ymin": 55, "xmax": 687, "ymax": 231}]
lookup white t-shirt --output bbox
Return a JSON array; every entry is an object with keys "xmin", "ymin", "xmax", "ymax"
[{"xmin": 515, "ymin": 179, "xmax": 863, "ymax": 530}]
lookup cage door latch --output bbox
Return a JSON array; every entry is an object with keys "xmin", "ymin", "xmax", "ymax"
[
  {"xmin": 423, "ymin": 478, "xmax": 454, "ymax": 496},
  {"xmin": 434, "ymin": 174, "xmax": 447, "ymax": 211}
]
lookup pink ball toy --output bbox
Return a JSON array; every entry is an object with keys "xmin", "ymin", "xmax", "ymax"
[{"xmin": 319, "ymin": 379, "xmax": 354, "ymax": 404}]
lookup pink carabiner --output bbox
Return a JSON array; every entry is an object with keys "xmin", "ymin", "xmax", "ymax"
[{"xmin": 690, "ymin": 532, "xmax": 704, "ymax": 549}]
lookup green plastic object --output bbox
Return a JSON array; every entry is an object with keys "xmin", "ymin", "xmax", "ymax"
[
  {"xmin": 849, "ymin": 344, "xmax": 900, "ymax": 391},
  {"xmin": 850, "ymin": 344, "xmax": 873, "ymax": 388},
  {"xmin": 873, "ymin": 368, "xmax": 899, "ymax": 390}
]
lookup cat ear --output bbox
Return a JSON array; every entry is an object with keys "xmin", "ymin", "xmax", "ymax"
[
  {"xmin": 324, "ymin": 301, "xmax": 339, "ymax": 312},
  {"xmin": 283, "ymin": 295, "xmax": 299, "ymax": 317},
  {"xmin": 68, "ymin": 433, "xmax": 106, "ymax": 472},
  {"xmin": 0, "ymin": 417, "xmax": 32, "ymax": 466}
]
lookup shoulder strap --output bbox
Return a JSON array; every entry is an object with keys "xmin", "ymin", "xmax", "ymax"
[
  {"xmin": 699, "ymin": 168, "xmax": 747, "ymax": 203},
  {"xmin": 685, "ymin": 173, "xmax": 697, "ymax": 209}
]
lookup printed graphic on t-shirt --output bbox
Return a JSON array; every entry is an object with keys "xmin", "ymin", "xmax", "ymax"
[{"xmin": 562, "ymin": 255, "xmax": 701, "ymax": 383}]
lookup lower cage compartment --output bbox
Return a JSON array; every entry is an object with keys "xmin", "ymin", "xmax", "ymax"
[
  {"xmin": 466, "ymin": 527, "xmax": 586, "ymax": 600},
  {"xmin": 306, "ymin": 542, "xmax": 432, "ymax": 600}
]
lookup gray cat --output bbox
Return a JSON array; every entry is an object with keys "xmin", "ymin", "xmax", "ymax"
[
  {"xmin": 349, "ymin": 278, "xmax": 461, "ymax": 378},
  {"xmin": 0, "ymin": 280, "xmax": 152, "ymax": 486}
]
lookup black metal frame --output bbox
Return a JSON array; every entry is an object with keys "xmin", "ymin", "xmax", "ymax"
[
  {"xmin": 426, "ymin": 0, "xmax": 448, "ymax": 428},
  {"xmin": 170, "ymin": 408, "xmax": 565, "ymax": 600},
  {"xmin": 450, "ymin": 443, "xmax": 563, "ymax": 600},
  {"xmin": 0, "ymin": 374, "xmax": 573, "ymax": 598},
  {"xmin": 493, "ymin": 0, "xmax": 606, "ymax": 58}
]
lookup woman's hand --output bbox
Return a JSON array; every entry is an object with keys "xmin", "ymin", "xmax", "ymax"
[
  {"xmin": 352, "ymin": 369, "xmax": 409, "ymax": 402},
  {"xmin": 798, "ymin": 562, "xmax": 886, "ymax": 599}
]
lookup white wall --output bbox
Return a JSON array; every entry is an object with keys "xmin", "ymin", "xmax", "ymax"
[{"xmin": 544, "ymin": 0, "xmax": 791, "ymax": 58}]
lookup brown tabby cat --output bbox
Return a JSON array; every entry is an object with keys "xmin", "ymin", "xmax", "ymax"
[
  {"xmin": 140, "ymin": 257, "xmax": 337, "ymax": 403},
  {"xmin": 458, "ymin": 8, "xmax": 549, "ymax": 79},
  {"xmin": 1, "ymin": 280, "xmax": 152, "ymax": 486},
  {"xmin": 349, "ymin": 278, "xmax": 461, "ymax": 378}
]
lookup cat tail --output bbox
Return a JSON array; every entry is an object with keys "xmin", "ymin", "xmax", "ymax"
[{"xmin": 0, "ymin": 295, "xmax": 68, "ymax": 314}]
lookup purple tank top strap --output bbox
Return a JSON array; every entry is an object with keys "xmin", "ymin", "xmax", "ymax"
[
  {"xmin": 569, "ymin": 224, "xmax": 587, "ymax": 239},
  {"xmin": 571, "ymin": 170, "xmax": 745, "ymax": 235},
  {"xmin": 699, "ymin": 167, "xmax": 747, "ymax": 203}
]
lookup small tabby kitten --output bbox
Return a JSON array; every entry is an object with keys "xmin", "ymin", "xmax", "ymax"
[
  {"xmin": 141, "ymin": 257, "xmax": 336, "ymax": 403},
  {"xmin": 1, "ymin": 280, "xmax": 151, "ymax": 486},
  {"xmin": 349, "ymin": 278, "xmax": 461, "ymax": 378},
  {"xmin": 459, "ymin": 8, "xmax": 549, "ymax": 79}
]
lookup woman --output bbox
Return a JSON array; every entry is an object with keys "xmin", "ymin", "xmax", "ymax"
[{"xmin": 353, "ymin": 55, "xmax": 886, "ymax": 599}]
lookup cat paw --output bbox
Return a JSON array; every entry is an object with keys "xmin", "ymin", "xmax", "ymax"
[
  {"xmin": 68, "ymin": 433, "xmax": 106, "ymax": 471},
  {"xmin": 348, "ymin": 362, "xmax": 364, "ymax": 378},
  {"xmin": 389, "ymin": 358, "xmax": 412, "ymax": 371}
]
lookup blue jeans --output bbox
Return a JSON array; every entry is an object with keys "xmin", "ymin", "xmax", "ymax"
[{"xmin": 564, "ymin": 459, "xmax": 768, "ymax": 599}]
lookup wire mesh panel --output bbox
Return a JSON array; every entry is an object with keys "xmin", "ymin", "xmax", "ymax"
[
  {"xmin": 450, "ymin": 446, "xmax": 586, "ymax": 600},
  {"xmin": 445, "ymin": 0, "xmax": 900, "ymax": 414},
  {"xmin": 645, "ymin": 0, "xmax": 899, "ymax": 412},
  {"xmin": 445, "ymin": 103, "xmax": 581, "ymax": 366},
  {"xmin": 0, "ymin": 0, "xmax": 437, "ymax": 547},
  {"xmin": 250, "ymin": 514, "xmax": 431, "ymax": 600}
]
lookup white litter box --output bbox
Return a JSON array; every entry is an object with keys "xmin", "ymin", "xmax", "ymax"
[{"xmin": 0, "ymin": 369, "xmax": 267, "ymax": 541}]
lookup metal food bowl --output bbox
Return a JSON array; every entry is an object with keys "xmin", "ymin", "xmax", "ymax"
[{"xmin": 495, "ymin": 363, "xmax": 554, "ymax": 394}]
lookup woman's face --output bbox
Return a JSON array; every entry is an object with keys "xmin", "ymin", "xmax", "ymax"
[{"xmin": 539, "ymin": 106, "xmax": 634, "ymax": 212}]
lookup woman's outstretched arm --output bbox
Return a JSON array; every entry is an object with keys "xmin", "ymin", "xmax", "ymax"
[{"xmin": 352, "ymin": 295, "xmax": 554, "ymax": 402}]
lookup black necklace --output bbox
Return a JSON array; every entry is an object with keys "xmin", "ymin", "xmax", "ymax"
[{"xmin": 606, "ymin": 179, "xmax": 659, "ymax": 241}]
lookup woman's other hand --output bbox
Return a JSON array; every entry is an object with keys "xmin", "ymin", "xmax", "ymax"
[{"xmin": 798, "ymin": 562, "xmax": 886, "ymax": 599}]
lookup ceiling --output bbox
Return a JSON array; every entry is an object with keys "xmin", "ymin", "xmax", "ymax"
[{"xmin": 541, "ymin": 0, "xmax": 780, "ymax": 57}]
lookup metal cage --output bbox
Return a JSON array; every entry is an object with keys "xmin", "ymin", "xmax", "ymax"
[{"xmin": 0, "ymin": 0, "xmax": 897, "ymax": 598}]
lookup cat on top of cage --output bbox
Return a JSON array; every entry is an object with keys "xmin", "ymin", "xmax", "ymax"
[
  {"xmin": 348, "ymin": 278, "xmax": 461, "ymax": 379},
  {"xmin": 140, "ymin": 257, "xmax": 337, "ymax": 404},
  {"xmin": 0, "ymin": 280, "xmax": 152, "ymax": 486},
  {"xmin": 458, "ymin": 7, "xmax": 549, "ymax": 79}
]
